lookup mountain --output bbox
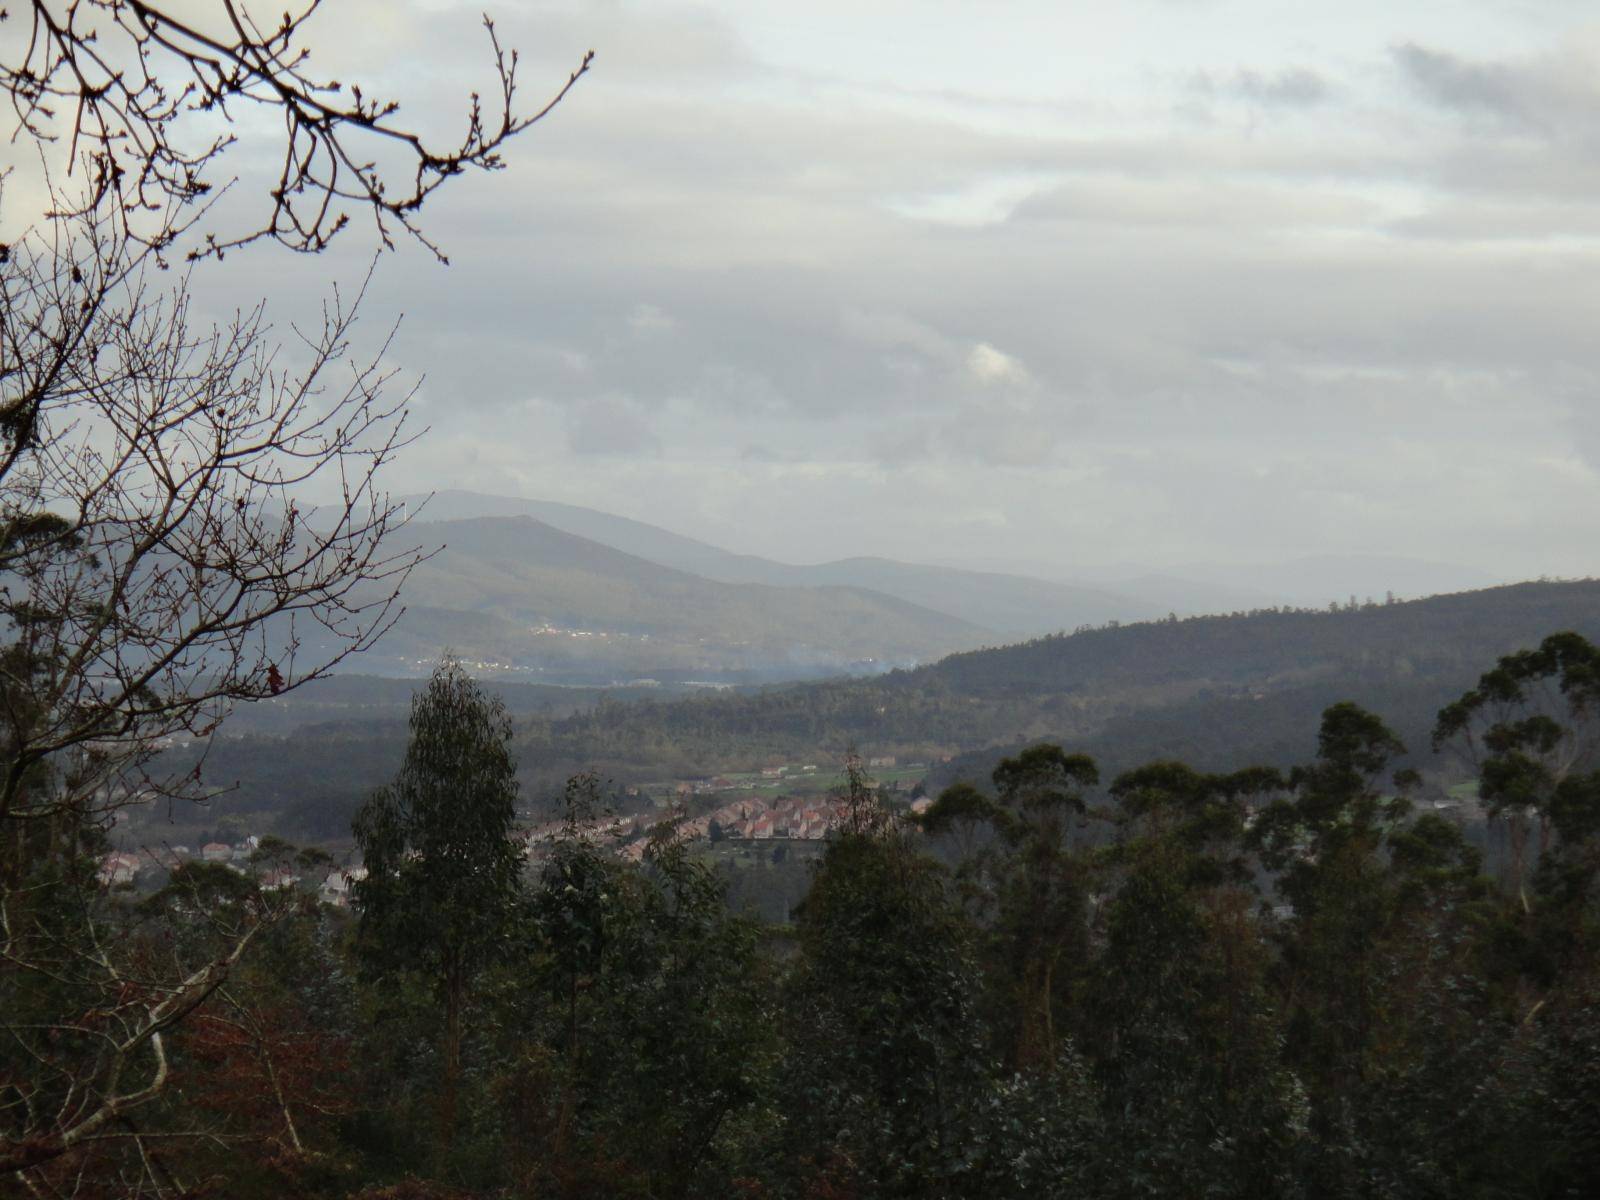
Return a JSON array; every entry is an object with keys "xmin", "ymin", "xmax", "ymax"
[
  {"xmin": 356, "ymin": 516, "xmax": 991, "ymax": 678},
  {"xmin": 916, "ymin": 579, "xmax": 1597, "ymax": 699},
  {"xmin": 496, "ymin": 577, "xmax": 1600, "ymax": 783},
  {"xmin": 402, "ymin": 491, "xmax": 1156, "ymax": 635},
  {"xmin": 405, "ymin": 492, "xmax": 1505, "ymax": 632},
  {"xmin": 404, "ymin": 491, "xmax": 744, "ymax": 580}
]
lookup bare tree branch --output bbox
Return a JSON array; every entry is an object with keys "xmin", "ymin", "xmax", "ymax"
[{"xmin": 4, "ymin": 1, "xmax": 593, "ymax": 260}]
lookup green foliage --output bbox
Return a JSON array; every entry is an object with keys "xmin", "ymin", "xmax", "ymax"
[
  {"xmin": 1092, "ymin": 765, "xmax": 1304, "ymax": 1197},
  {"xmin": 352, "ymin": 658, "xmax": 525, "ymax": 1152},
  {"xmin": 353, "ymin": 659, "xmax": 524, "ymax": 986},
  {"xmin": 781, "ymin": 800, "xmax": 992, "ymax": 1195},
  {"xmin": 19, "ymin": 628, "xmax": 1600, "ymax": 1198}
]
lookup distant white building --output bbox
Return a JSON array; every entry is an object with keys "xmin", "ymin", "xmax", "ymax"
[
  {"xmin": 259, "ymin": 868, "xmax": 301, "ymax": 892},
  {"xmin": 98, "ymin": 853, "xmax": 140, "ymax": 887},
  {"xmin": 319, "ymin": 866, "xmax": 367, "ymax": 908}
]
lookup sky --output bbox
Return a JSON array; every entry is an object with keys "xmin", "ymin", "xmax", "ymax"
[{"xmin": 96, "ymin": 2, "xmax": 1600, "ymax": 580}]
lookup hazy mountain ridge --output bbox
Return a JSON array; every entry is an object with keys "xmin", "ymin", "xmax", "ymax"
[
  {"xmin": 403, "ymin": 491, "xmax": 1157, "ymax": 635},
  {"xmin": 363, "ymin": 515, "xmax": 993, "ymax": 677},
  {"xmin": 402, "ymin": 490, "xmax": 1506, "ymax": 633}
]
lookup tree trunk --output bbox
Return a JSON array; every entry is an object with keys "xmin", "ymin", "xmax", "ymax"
[{"xmin": 440, "ymin": 968, "xmax": 463, "ymax": 1153}]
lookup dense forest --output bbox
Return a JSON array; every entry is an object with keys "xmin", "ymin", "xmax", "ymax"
[{"xmin": 12, "ymin": 633, "xmax": 1599, "ymax": 1197}]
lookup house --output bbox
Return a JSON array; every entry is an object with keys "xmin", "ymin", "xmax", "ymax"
[
  {"xmin": 259, "ymin": 868, "xmax": 300, "ymax": 892},
  {"xmin": 201, "ymin": 842, "xmax": 231, "ymax": 863},
  {"xmin": 98, "ymin": 852, "xmax": 140, "ymax": 887},
  {"xmin": 318, "ymin": 866, "xmax": 367, "ymax": 907},
  {"xmin": 868, "ymin": 755, "xmax": 897, "ymax": 769}
]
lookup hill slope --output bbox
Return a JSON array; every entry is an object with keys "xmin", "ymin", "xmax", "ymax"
[
  {"xmin": 362, "ymin": 516, "xmax": 991, "ymax": 677},
  {"xmin": 404, "ymin": 491, "xmax": 1154, "ymax": 635},
  {"xmin": 199, "ymin": 580, "xmax": 1600, "ymax": 838},
  {"xmin": 523, "ymin": 577, "xmax": 1591, "ymax": 748}
]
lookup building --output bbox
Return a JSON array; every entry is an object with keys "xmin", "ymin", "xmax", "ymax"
[
  {"xmin": 98, "ymin": 852, "xmax": 140, "ymax": 887},
  {"xmin": 318, "ymin": 865, "xmax": 367, "ymax": 908}
]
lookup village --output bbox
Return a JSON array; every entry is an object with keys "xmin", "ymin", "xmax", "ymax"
[
  {"xmin": 97, "ymin": 838, "xmax": 369, "ymax": 908},
  {"xmin": 520, "ymin": 758, "xmax": 932, "ymax": 862},
  {"xmin": 96, "ymin": 758, "xmax": 935, "ymax": 900}
]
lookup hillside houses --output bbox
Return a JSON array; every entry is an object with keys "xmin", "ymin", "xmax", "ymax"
[
  {"xmin": 98, "ymin": 844, "xmax": 194, "ymax": 888},
  {"xmin": 700, "ymin": 793, "xmax": 847, "ymax": 842}
]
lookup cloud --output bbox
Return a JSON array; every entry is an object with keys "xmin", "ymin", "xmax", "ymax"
[
  {"xmin": 1190, "ymin": 65, "xmax": 1334, "ymax": 109},
  {"xmin": 171, "ymin": 1, "xmax": 1600, "ymax": 580},
  {"xmin": 1392, "ymin": 36, "xmax": 1600, "ymax": 142},
  {"xmin": 1234, "ymin": 66, "xmax": 1333, "ymax": 107},
  {"xmin": 1393, "ymin": 43, "xmax": 1535, "ymax": 126},
  {"xmin": 967, "ymin": 342, "xmax": 1032, "ymax": 387},
  {"xmin": 565, "ymin": 396, "xmax": 662, "ymax": 456},
  {"xmin": 627, "ymin": 303, "xmax": 676, "ymax": 334}
]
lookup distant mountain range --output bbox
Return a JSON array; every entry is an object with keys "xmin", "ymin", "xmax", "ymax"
[
  {"xmin": 335, "ymin": 490, "xmax": 1520, "ymax": 683},
  {"xmin": 403, "ymin": 491, "xmax": 1159, "ymax": 635},
  {"xmin": 355, "ymin": 515, "xmax": 991, "ymax": 679}
]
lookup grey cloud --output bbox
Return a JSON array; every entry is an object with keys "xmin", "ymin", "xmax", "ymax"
[
  {"xmin": 1234, "ymin": 67, "xmax": 1332, "ymax": 107},
  {"xmin": 187, "ymin": 3, "xmax": 1600, "ymax": 580},
  {"xmin": 1560, "ymin": 384, "xmax": 1600, "ymax": 475},
  {"xmin": 1190, "ymin": 65, "xmax": 1334, "ymax": 109},
  {"xmin": 566, "ymin": 395, "xmax": 662, "ymax": 456},
  {"xmin": 1008, "ymin": 177, "xmax": 1378, "ymax": 231},
  {"xmin": 1393, "ymin": 39, "xmax": 1600, "ymax": 147},
  {"xmin": 1393, "ymin": 43, "xmax": 1533, "ymax": 125}
]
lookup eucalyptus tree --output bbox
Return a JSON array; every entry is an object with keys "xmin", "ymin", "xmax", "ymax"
[
  {"xmin": 352, "ymin": 659, "xmax": 525, "ymax": 1148},
  {"xmin": 1090, "ymin": 761, "xmax": 1302, "ymax": 1199},
  {"xmin": 517, "ymin": 789, "xmax": 772, "ymax": 1196},
  {"xmin": 1434, "ymin": 631, "xmax": 1600, "ymax": 943},
  {"xmin": 780, "ymin": 762, "xmax": 991, "ymax": 1196},
  {"xmin": 987, "ymin": 744, "xmax": 1103, "ymax": 1068}
]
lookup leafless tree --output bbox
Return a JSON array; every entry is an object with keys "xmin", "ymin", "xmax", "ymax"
[
  {"xmin": 0, "ymin": 201, "xmax": 421, "ymax": 830},
  {"xmin": 0, "ymin": 4, "xmax": 591, "ymax": 1192}
]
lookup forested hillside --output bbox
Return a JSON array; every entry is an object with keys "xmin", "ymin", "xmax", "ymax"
[
  {"xmin": 506, "ymin": 578, "xmax": 1600, "ymax": 781},
  {"xmin": 173, "ymin": 580, "xmax": 1600, "ymax": 844}
]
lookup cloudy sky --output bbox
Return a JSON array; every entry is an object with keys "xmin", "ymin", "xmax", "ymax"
[{"xmin": 191, "ymin": 0, "xmax": 1600, "ymax": 582}]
